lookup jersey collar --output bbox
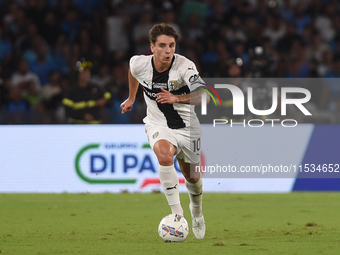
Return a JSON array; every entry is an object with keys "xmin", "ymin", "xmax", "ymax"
[{"xmin": 151, "ymin": 55, "xmax": 175, "ymax": 74}]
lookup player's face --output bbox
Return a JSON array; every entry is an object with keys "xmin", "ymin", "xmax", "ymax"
[{"xmin": 151, "ymin": 35, "xmax": 176, "ymax": 66}]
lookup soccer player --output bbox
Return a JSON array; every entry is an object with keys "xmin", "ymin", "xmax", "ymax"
[{"xmin": 120, "ymin": 23, "xmax": 209, "ymax": 239}]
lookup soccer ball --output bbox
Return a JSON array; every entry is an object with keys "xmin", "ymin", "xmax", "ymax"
[{"xmin": 158, "ymin": 214, "xmax": 189, "ymax": 242}]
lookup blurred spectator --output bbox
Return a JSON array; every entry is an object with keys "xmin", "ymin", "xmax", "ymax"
[
  {"xmin": 263, "ymin": 14, "xmax": 286, "ymax": 47},
  {"xmin": 105, "ymin": 63, "xmax": 129, "ymax": 98},
  {"xmin": 132, "ymin": 11, "xmax": 154, "ymax": 55},
  {"xmin": 307, "ymin": 58, "xmax": 320, "ymax": 78},
  {"xmin": 233, "ymin": 40, "xmax": 250, "ymax": 67},
  {"xmin": 60, "ymin": 9, "xmax": 81, "ymax": 43},
  {"xmin": 15, "ymin": 21, "xmax": 39, "ymax": 54},
  {"xmin": 41, "ymin": 70, "xmax": 63, "ymax": 123},
  {"xmin": 88, "ymin": 45, "xmax": 106, "ymax": 72},
  {"xmin": 205, "ymin": 0, "xmax": 228, "ymax": 40},
  {"xmin": 323, "ymin": 54, "xmax": 340, "ymax": 112},
  {"xmin": 225, "ymin": 15, "xmax": 247, "ymax": 43},
  {"xmin": 202, "ymin": 39, "xmax": 219, "ymax": 76},
  {"xmin": 73, "ymin": 0, "xmax": 104, "ymax": 19},
  {"xmin": 75, "ymin": 28, "xmax": 91, "ymax": 59},
  {"xmin": 256, "ymin": 0, "xmax": 270, "ymax": 26},
  {"xmin": 183, "ymin": 12, "xmax": 205, "ymax": 53},
  {"xmin": 277, "ymin": 21, "xmax": 300, "ymax": 53},
  {"xmin": 306, "ymin": 32, "xmax": 331, "ymax": 62},
  {"xmin": 3, "ymin": 3, "xmax": 27, "ymax": 42},
  {"xmin": 323, "ymin": 54, "xmax": 340, "ymax": 79},
  {"xmin": 41, "ymin": 70, "xmax": 62, "ymax": 108},
  {"xmin": 280, "ymin": 0, "xmax": 294, "ymax": 22},
  {"xmin": 88, "ymin": 9, "xmax": 106, "ymax": 46},
  {"xmin": 243, "ymin": 16, "xmax": 260, "ymax": 47},
  {"xmin": 179, "ymin": 0, "xmax": 207, "ymax": 25},
  {"xmin": 306, "ymin": 0, "xmax": 325, "ymax": 19},
  {"xmin": 0, "ymin": 27, "xmax": 12, "ymax": 65},
  {"xmin": 237, "ymin": 0, "xmax": 254, "ymax": 20},
  {"xmin": 62, "ymin": 59, "xmax": 111, "ymax": 124},
  {"xmin": 53, "ymin": 0, "xmax": 74, "ymax": 21},
  {"xmin": 0, "ymin": 64, "xmax": 10, "ymax": 112},
  {"xmin": 91, "ymin": 64, "xmax": 111, "ymax": 88},
  {"xmin": 286, "ymin": 40, "xmax": 309, "ymax": 78},
  {"xmin": 301, "ymin": 25, "xmax": 314, "ymax": 48},
  {"xmin": 292, "ymin": 3, "xmax": 311, "ymax": 35},
  {"xmin": 331, "ymin": 16, "xmax": 340, "ymax": 44},
  {"xmin": 22, "ymin": 34, "xmax": 52, "ymax": 64},
  {"xmin": 318, "ymin": 49, "xmax": 333, "ymax": 76},
  {"xmin": 11, "ymin": 59, "xmax": 41, "ymax": 91},
  {"xmin": 21, "ymin": 80, "xmax": 45, "ymax": 123},
  {"xmin": 3, "ymin": 86, "xmax": 30, "ymax": 124},
  {"xmin": 40, "ymin": 11, "xmax": 61, "ymax": 47},
  {"xmin": 28, "ymin": 36, "xmax": 57, "ymax": 85},
  {"xmin": 314, "ymin": 2, "xmax": 337, "ymax": 42},
  {"xmin": 54, "ymin": 41, "xmax": 72, "ymax": 74},
  {"xmin": 25, "ymin": 0, "xmax": 49, "ymax": 33},
  {"xmin": 22, "ymin": 81, "xmax": 42, "ymax": 107},
  {"xmin": 106, "ymin": 4, "xmax": 130, "ymax": 56},
  {"xmin": 213, "ymin": 39, "xmax": 230, "ymax": 77}
]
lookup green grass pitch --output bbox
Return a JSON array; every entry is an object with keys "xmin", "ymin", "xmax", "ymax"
[{"xmin": 1, "ymin": 192, "xmax": 340, "ymax": 255}]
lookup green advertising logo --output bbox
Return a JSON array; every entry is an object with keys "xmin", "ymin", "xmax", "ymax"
[{"xmin": 75, "ymin": 143, "xmax": 147, "ymax": 184}]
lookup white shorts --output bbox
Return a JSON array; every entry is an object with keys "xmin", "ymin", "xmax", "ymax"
[{"xmin": 145, "ymin": 123, "xmax": 202, "ymax": 164}]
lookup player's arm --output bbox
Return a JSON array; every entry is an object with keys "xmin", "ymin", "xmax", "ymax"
[
  {"xmin": 156, "ymin": 61, "xmax": 210, "ymax": 105},
  {"xmin": 156, "ymin": 87, "xmax": 208, "ymax": 105},
  {"xmin": 120, "ymin": 68, "xmax": 139, "ymax": 114}
]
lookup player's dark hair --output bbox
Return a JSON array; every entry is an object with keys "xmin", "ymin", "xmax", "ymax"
[{"xmin": 149, "ymin": 23, "xmax": 178, "ymax": 45}]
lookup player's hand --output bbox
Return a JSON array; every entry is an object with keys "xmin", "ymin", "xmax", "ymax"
[
  {"xmin": 156, "ymin": 88, "xmax": 178, "ymax": 104},
  {"xmin": 120, "ymin": 98, "xmax": 134, "ymax": 114}
]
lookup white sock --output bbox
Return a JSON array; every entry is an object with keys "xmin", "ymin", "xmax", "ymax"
[
  {"xmin": 186, "ymin": 177, "xmax": 203, "ymax": 217},
  {"xmin": 158, "ymin": 164, "xmax": 183, "ymax": 215}
]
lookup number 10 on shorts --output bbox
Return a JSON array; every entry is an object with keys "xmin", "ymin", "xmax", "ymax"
[{"xmin": 192, "ymin": 138, "xmax": 201, "ymax": 152}]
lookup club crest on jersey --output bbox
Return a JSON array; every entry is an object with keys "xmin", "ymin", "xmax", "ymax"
[
  {"xmin": 152, "ymin": 132, "xmax": 159, "ymax": 139},
  {"xmin": 169, "ymin": 80, "xmax": 178, "ymax": 90}
]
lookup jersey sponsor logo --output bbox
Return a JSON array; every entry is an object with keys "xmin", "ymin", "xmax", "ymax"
[
  {"xmin": 152, "ymin": 82, "xmax": 168, "ymax": 89},
  {"xmin": 143, "ymin": 88, "xmax": 158, "ymax": 99},
  {"xmin": 189, "ymin": 74, "xmax": 201, "ymax": 84},
  {"xmin": 152, "ymin": 132, "xmax": 159, "ymax": 139}
]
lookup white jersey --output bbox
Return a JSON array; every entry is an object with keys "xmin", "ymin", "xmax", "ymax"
[{"xmin": 130, "ymin": 53, "xmax": 203, "ymax": 129}]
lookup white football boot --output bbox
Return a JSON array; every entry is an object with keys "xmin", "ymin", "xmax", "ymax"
[{"xmin": 189, "ymin": 203, "xmax": 205, "ymax": 239}]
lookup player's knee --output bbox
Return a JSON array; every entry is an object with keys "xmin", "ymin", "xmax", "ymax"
[{"xmin": 157, "ymin": 153, "xmax": 173, "ymax": 166}]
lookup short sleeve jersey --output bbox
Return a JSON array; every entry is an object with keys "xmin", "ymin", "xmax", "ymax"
[{"xmin": 130, "ymin": 53, "xmax": 203, "ymax": 129}]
